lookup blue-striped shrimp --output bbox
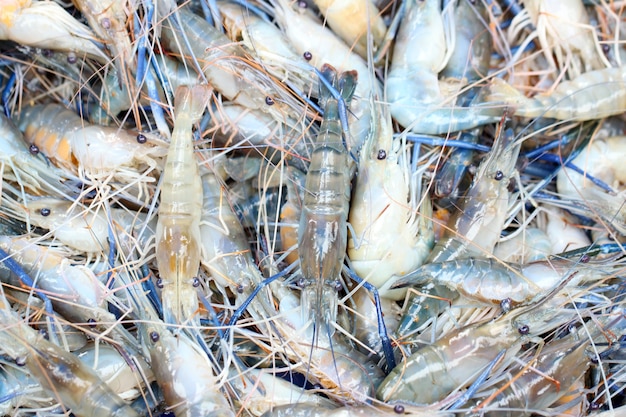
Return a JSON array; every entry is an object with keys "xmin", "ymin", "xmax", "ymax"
[
  {"xmin": 377, "ymin": 298, "xmax": 578, "ymax": 404},
  {"xmin": 0, "ymin": 0, "xmax": 109, "ymax": 64},
  {"xmin": 298, "ymin": 64, "xmax": 356, "ymax": 334},
  {"xmin": 474, "ymin": 308, "xmax": 626, "ymax": 416},
  {"xmin": 156, "ymin": 84, "xmax": 211, "ymax": 325},
  {"xmin": 0, "ymin": 285, "xmax": 140, "ymax": 417},
  {"xmin": 486, "ymin": 65, "xmax": 626, "ymax": 121},
  {"xmin": 347, "ymin": 99, "xmax": 434, "ymax": 300},
  {"xmin": 386, "ymin": 0, "xmax": 503, "ymax": 135}
]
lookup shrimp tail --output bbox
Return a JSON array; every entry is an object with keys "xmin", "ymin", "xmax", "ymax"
[
  {"xmin": 174, "ymin": 84, "xmax": 212, "ymax": 122},
  {"xmin": 318, "ymin": 64, "xmax": 358, "ymax": 111}
]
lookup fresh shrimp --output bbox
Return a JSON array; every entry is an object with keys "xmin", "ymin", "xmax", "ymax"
[
  {"xmin": 261, "ymin": 404, "xmax": 442, "ymax": 416},
  {"xmin": 386, "ymin": 0, "xmax": 503, "ymax": 135},
  {"xmin": 269, "ymin": 0, "xmax": 379, "ymax": 152},
  {"xmin": 298, "ymin": 64, "xmax": 356, "ymax": 334},
  {"xmin": 0, "ymin": 0, "xmax": 109, "ymax": 64},
  {"xmin": 427, "ymin": 126, "xmax": 521, "ymax": 263},
  {"xmin": 19, "ymin": 197, "xmax": 157, "ymax": 256},
  {"xmin": 475, "ymin": 307, "xmax": 626, "ymax": 415},
  {"xmin": 161, "ymin": 8, "xmax": 304, "ymax": 125},
  {"xmin": 17, "ymin": 103, "xmax": 166, "ymax": 174},
  {"xmin": 218, "ymin": 1, "xmax": 317, "ymax": 95},
  {"xmin": 390, "ymin": 255, "xmax": 617, "ymax": 307},
  {"xmin": 514, "ymin": 0, "xmax": 610, "ymax": 80},
  {"xmin": 347, "ymin": 100, "xmax": 434, "ymax": 301},
  {"xmin": 486, "ymin": 65, "xmax": 626, "ymax": 121},
  {"xmin": 0, "ymin": 112, "xmax": 75, "ymax": 198},
  {"xmin": 199, "ymin": 167, "xmax": 277, "ymax": 326},
  {"xmin": 0, "ymin": 236, "xmax": 117, "ymax": 328},
  {"xmin": 0, "ymin": 286, "xmax": 140, "ymax": 417},
  {"xmin": 377, "ymin": 299, "xmax": 578, "ymax": 403},
  {"xmin": 556, "ymin": 135, "xmax": 626, "ymax": 234},
  {"xmin": 311, "ymin": 0, "xmax": 387, "ymax": 59},
  {"xmin": 72, "ymin": 0, "xmax": 135, "ymax": 85},
  {"xmin": 156, "ymin": 84, "xmax": 210, "ymax": 325}
]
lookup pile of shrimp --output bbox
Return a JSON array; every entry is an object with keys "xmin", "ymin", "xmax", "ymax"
[{"xmin": 1, "ymin": 0, "xmax": 626, "ymax": 416}]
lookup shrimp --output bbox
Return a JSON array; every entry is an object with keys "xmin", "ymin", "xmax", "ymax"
[
  {"xmin": 556, "ymin": 136, "xmax": 626, "ymax": 234},
  {"xmin": 347, "ymin": 100, "xmax": 434, "ymax": 301},
  {"xmin": 260, "ymin": 404, "xmax": 442, "ymax": 416},
  {"xmin": 156, "ymin": 84, "xmax": 210, "ymax": 325},
  {"xmin": 269, "ymin": 0, "xmax": 379, "ymax": 152},
  {"xmin": 386, "ymin": 0, "xmax": 503, "ymax": 135},
  {"xmin": 160, "ymin": 8, "xmax": 304, "ymax": 125},
  {"xmin": 0, "ymin": 236, "xmax": 117, "ymax": 328},
  {"xmin": 390, "ymin": 255, "xmax": 616, "ymax": 307},
  {"xmin": 485, "ymin": 65, "xmax": 626, "ymax": 121},
  {"xmin": 0, "ymin": 286, "xmax": 140, "ymax": 417},
  {"xmin": 477, "ymin": 308, "xmax": 626, "ymax": 415},
  {"xmin": 377, "ymin": 299, "xmax": 578, "ymax": 403},
  {"xmin": 0, "ymin": 112, "xmax": 75, "ymax": 199},
  {"xmin": 311, "ymin": 0, "xmax": 387, "ymax": 59},
  {"xmin": 0, "ymin": 0, "xmax": 109, "ymax": 63},
  {"xmin": 516, "ymin": 0, "xmax": 610, "ymax": 79},
  {"xmin": 298, "ymin": 64, "xmax": 356, "ymax": 333}
]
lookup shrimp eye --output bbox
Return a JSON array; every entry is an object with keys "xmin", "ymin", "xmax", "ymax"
[
  {"xmin": 192, "ymin": 277, "xmax": 200, "ymax": 287},
  {"xmin": 42, "ymin": 49, "xmax": 53, "ymax": 58},
  {"xmin": 15, "ymin": 357, "xmax": 26, "ymax": 367},
  {"xmin": 156, "ymin": 278, "xmax": 164, "ymax": 289},
  {"xmin": 494, "ymin": 170, "xmax": 504, "ymax": 181},
  {"xmin": 518, "ymin": 324, "xmax": 530, "ymax": 335},
  {"xmin": 313, "ymin": 383, "xmax": 323, "ymax": 390},
  {"xmin": 236, "ymin": 284, "xmax": 245, "ymax": 294},
  {"xmin": 580, "ymin": 254, "xmax": 590, "ymax": 263},
  {"xmin": 602, "ymin": 44, "xmax": 611, "ymax": 54},
  {"xmin": 150, "ymin": 331, "xmax": 160, "ymax": 343},
  {"xmin": 298, "ymin": 1, "xmax": 307, "ymax": 8},
  {"xmin": 87, "ymin": 318, "xmax": 97, "ymax": 328},
  {"xmin": 500, "ymin": 298, "xmax": 512, "ymax": 313},
  {"xmin": 136, "ymin": 133, "xmax": 147, "ymax": 144},
  {"xmin": 377, "ymin": 149, "xmax": 387, "ymax": 160},
  {"xmin": 303, "ymin": 51, "xmax": 313, "ymax": 61},
  {"xmin": 333, "ymin": 280, "xmax": 342, "ymax": 291},
  {"xmin": 29, "ymin": 144, "xmax": 39, "ymax": 155},
  {"xmin": 265, "ymin": 96, "xmax": 275, "ymax": 106},
  {"xmin": 67, "ymin": 52, "xmax": 77, "ymax": 64},
  {"xmin": 101, "ymin": 18, "xmax": 111, "ymax": 29},
  {"xmin": 39, "ymin": 329, "xmax": 49, "ymax": 340},
  {"xmin": 40, "ymin": 208, "xmax": 51, "ymax": 217},
  {"xmin": 394, "ymin": 405, "xmax": 405, "ymax": 414},
  {"xmin": 589, "ymin": 402, "xmax": 601, "ymax": 411}
]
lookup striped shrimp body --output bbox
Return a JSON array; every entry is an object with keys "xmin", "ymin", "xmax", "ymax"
[
  {"xmin": 377, "ymin": 300, "xmax": 577, "ymax": 404},
  {"xmin": 556, "ymin": 136, "xmax": 626, "ymax": 234},
  {"xmin": 156, "ymin": 85, "xmax": 211, "ymax": 325},
  {"xmin": 486, "ymin": 65, "xmax": 626, "ymax": 121},
  {"xmin": 391, "ymin": 256, "xmax": 613, "ymax": 307},
  {"xmin": 0, "ymin": 288, "xmax": 139, "ymax": 417},
  {"xmin": 0, "ymin": 113, "xmax": 74, "ymax": 198},
  {"xmin": 16, "ymin": 104, "xmax": 167, "ymax": 186},
  {"xmin": 386, "ymin": 0, "xmax": 503, "ymax": 135},
  {"xmin": 0, "ymin": 0, "xmax": 108, "ymax": 63},
  {"xmin": 347, "ymin": 100, "xmax": 434, "ymax": 300},
  {"xmin": 298, "ymin": 65, "xmax": 356, "ymax": 334}
]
